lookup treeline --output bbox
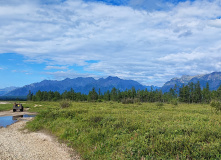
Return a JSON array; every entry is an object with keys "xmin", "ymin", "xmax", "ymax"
[
  {"xmin": 27, "ymin": 87, "xmax": 164, "ymax": 103},
  {"xmin": 0, "ymin": 96, "xmax": 27, "ymax": 101},
  {"xmin": 28, "ymin": 81, "xmax": 221, "ymax": 104},
  {"xmin": 27, "ymin": 89, "xmax": 88, "ymax": 102}
]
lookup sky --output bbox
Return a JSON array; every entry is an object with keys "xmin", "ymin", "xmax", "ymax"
[{"xmin": 0, "ymin": 0, "xmax": 221, "ymax": 88}]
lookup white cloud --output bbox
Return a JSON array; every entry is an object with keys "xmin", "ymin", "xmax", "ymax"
[
  {"xmin": 208, "ymin": 19, "xmax": 221, "ymax": 28},
  {"xmin": 45, "ymin": 65, "xmax": 68, "ymax": 70},
  {"xmin": 44, "ymin": 69, "xmax": 102, "ymax": 80},
  {"xmin": 1, "ymin": 0, "xmax": 221, "ymax": 86}
]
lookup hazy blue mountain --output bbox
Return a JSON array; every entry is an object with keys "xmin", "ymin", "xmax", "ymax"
[
  {"xmin": 0, "ymin": 86, "xmax": 18, "ymax": 96},
  {"xmin": 3, "ymin": 72, "xmax": 221, "ymax": 96},
  {"xmin": 161, "ymin": 72, "xmax": 221, "ymax": 93},
  {"xmin": 5, "ymin": 76, "xmax": 158, "ymax": 96}
]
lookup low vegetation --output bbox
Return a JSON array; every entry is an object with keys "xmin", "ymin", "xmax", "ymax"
[
  {"xmin": 0, "ymin": 103, "xmax": 12, "ymax": 111},
  {"xmin": 26, "ymin": 102, "xmax": 221, "ymax": 159},
  {"xmin": 210, "ymin": 101, "xmax": 221, "ymax": 113},
  {"xmin": 59, "ymin": 99, "xmax": 72, "ymax": 109}
]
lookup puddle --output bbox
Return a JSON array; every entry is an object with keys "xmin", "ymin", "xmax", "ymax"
[{"xmin": 0, "ymin": 115, "xmax": 36, "ymax": 128}]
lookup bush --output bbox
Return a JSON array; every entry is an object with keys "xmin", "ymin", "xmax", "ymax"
[
  {"xmin": 210, "ymin": 101, "xmax": 221, "ymax": 113},
  {"xmin": 171, "ymin": 99, "xmax": 178, "ymax": 106},
  {"xmin": 155, "ymin": 102, "xmax": 165, "ymax": 109},
  {"xmin": 60, "ymin": 99, "xmax": 72, "ymax": 108},
  {"xmin": 133, "ymin": 98, "xmax": 141, "ymax": 104},
  {"xmin": 156, "ymin": 102, "xmax": 164, "ymax": 107},
  {"xmin": 121, "ymin": 98, "xmax": 134, "ymax": 104}
]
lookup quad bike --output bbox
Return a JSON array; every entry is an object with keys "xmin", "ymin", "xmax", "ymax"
[{"xmin": 13, "ymin": 103, "xmax": 23, "ymax": 112}]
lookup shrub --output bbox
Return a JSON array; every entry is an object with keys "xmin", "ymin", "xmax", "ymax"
[
  {"xmin": 156, "ymin": 102, "xmax": 164, "ymax": 107},
  {"xmin": 171, "ymin": 99, "xmax": 178, "ymax": 106},
  {"xmin": 121, "ymin": 98, "xmax": 134, "ymax": 104},
  {"xmin": 156, "ymin": 102, "xmax": 165, "ymax": 109},
  {"xmin": 97, "ymin": 99, "xmax": 103, "ymax": 102},
  {"xmin": 60, "ymin": 99, "xmax": 72, "ymax": 108},
  {"xmin": 134, "ymin": 98, "xmax": 141, "ymax": 104},
  {"xmin": 121, "ymin": 98, "xmax": 141, "ymax": 104},
  {"xmin": 210, "ymin": 101, "xmax": 221, "ymax": 113}
]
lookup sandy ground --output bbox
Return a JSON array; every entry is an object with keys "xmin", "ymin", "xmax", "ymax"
[
  {"xmin": 0, "ymin": 110, "xmax": 81, "ymax": 160},
  {"xmin": 0, "ymin": 109, "xmax": 36, "ymax": 117},
  {"xmin": 0, "ymin": 102, "xmax": 10, "ymax": 104}
]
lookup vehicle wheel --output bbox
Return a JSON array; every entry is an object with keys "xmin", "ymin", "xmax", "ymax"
[
  {"xmin": 20, "ymin": 108, "xmax": 23, "ymax": 112},
  {"xmin": 13, "ymin": 109, "xmax": 16, "ymax": 112}
]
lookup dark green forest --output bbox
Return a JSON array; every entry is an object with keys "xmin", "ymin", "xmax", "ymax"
[{"xmin": 28, "ymin": 81, "xmax": 221, "ymax": 104}]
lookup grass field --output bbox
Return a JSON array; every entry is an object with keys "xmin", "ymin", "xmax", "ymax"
[
  {"xmin": 0, "ymin": 103, "xmax": 13, "ymax": 111},
  {"xmin": 1, "ymin": 101, "xmax": 220, "ymax": 159},
  {"xmin": 22, "ymin": 101, "xmax": 220, "ymax": 159}
]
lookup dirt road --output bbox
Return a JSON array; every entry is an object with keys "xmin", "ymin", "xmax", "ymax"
[
  {"xmin": 0, "ymin": 110, "xmax": 81, "ymax": 160},
  {"xmin": 0, "ymin": 109, "xmax": 36, "ymax": 117}
]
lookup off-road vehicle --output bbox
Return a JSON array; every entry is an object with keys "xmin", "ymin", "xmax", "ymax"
[{"xmin": 13, "ymin": 103, "xmax": 23, "ymax": 112}]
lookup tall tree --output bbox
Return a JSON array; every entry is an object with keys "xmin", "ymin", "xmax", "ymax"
[
  {"xmin": 202, "ymin": 82, "xmax": 211, "ymax": 103},
  {"xmin": 131, "ymin": 87, "xmax": 136, "ymax": 99},
  {"xmin": 35, "ymin": 90, "xmax": 43, "ymax": 101},
  {"xmin": 179, "ymin": 85, "xmax": 190, "ymax": 103},
  {"xmin": 27, "ymin": 90, "xmax": 33, "ymax": 101},
  {"xmin": 194, "ymin": 81, "xmax": 202, "ymax": 103},
  {"xmin": 110, "ymin": 87, "xmax": 118, "ymax": 101},
  {"xmin": 53, "ymin": 91, "xmax": 61, "ymax": 101},
  {"xmin": 88, "ymin": 87, "xmax": 98, "ymax": 102},
  {"xmin": 103, "ymin": 90, "xmax": 110, "ymax": 101}
]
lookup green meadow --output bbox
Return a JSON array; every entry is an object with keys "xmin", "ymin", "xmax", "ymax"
[
  {"xmin": 22, "ymin": 101, "xmax": 221, "ymax": 159},
  {"xmin": 0, "ymin": 103, "xmax": 13, "ymax": 111}
]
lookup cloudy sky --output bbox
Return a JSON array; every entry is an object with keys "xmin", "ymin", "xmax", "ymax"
[{"xmin": 0, "ymin": 0, "xmax": 221, "ymax": 88}]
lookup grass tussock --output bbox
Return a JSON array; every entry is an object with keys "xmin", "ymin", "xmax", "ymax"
[
  {"xmin": 25, "ymin": 102, "xmax": 221, "ymax": 160},
  {"xmin": 59, "ymin": 99, "xmax": 72, "ymax": 109}
]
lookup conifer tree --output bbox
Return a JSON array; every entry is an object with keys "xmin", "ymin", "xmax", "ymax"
[
  {"xmin": 88, "ymin": 87, "xmax": 98, "ymax": 101},
  {"xmin": 202, "ymin": 82, "xmax": 211, "ymax": 103}
]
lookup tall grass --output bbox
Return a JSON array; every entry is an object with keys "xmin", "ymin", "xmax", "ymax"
[{"xmin": 26, "ymin": 102, "xmax": 221, "ymax": 159}]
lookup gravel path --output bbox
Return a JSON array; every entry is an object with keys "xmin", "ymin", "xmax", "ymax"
[{"xmin": 0, "ymin": 117, "xmax": 81, "ymax": 160}]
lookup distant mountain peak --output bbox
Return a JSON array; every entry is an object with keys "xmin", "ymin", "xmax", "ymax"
[
  {"xmin": 180, "ymin": 75, "xmax": 194, "ymax": 83},
  {"xmin": 161, "ymin": 72, "xmax": 221, "ymax": 92},
  {"xmin": 106, "ymin": 76, "xmax": 121, "ymax": 80}
]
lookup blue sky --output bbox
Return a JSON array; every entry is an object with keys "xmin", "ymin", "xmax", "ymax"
[{"xmin": 0, "ymin": 0, "xmax": 221, "ymax": 88}]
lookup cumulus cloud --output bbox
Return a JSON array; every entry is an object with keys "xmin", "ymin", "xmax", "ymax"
[
  {"xmin": 44, "ymin": 69, "xmax": 102, "ymax": 80},
  {"xmin": 0, "ymin": 0, "xmax": 221, "ymax": 86}
]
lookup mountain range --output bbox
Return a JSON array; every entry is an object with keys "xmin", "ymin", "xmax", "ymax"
[
  {"xmin": 1, "ymin": 72, "xmax": 221, "ymax": 97},
  {"xmin": 161, "ymin": 72, "xmax": 221, "ymax": 93},
  {"xmin": 2, "ymin": 76, "xmax": 159, "ymax": 96}
]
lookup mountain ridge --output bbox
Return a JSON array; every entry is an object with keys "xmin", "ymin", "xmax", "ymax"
[
  {"xmin": 161, "ymin": 72, "xmax": 221, "ymax": 93},
  {"xmin": 2, "ymin": 72, "xmax": 221, "ymax": 96},
  {"xmin": 4, "ymin": 76, "xmax": 159, "ymax": 96},
  {"xmin": 0, "ymin": 86, "xmax": 18, "ymax": 96}
]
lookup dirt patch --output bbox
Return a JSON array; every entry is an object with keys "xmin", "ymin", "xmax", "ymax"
[
  {"xmin": 0, "ymin": 117, "xmax": 81, "ymax": 160},
  {"xmin": 0, "ymin": 102, "xmax": 11, "ymax": 104},
  {"xmin": 0, "ymin": 109, "xmax": 36, "ymax": 117}
]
